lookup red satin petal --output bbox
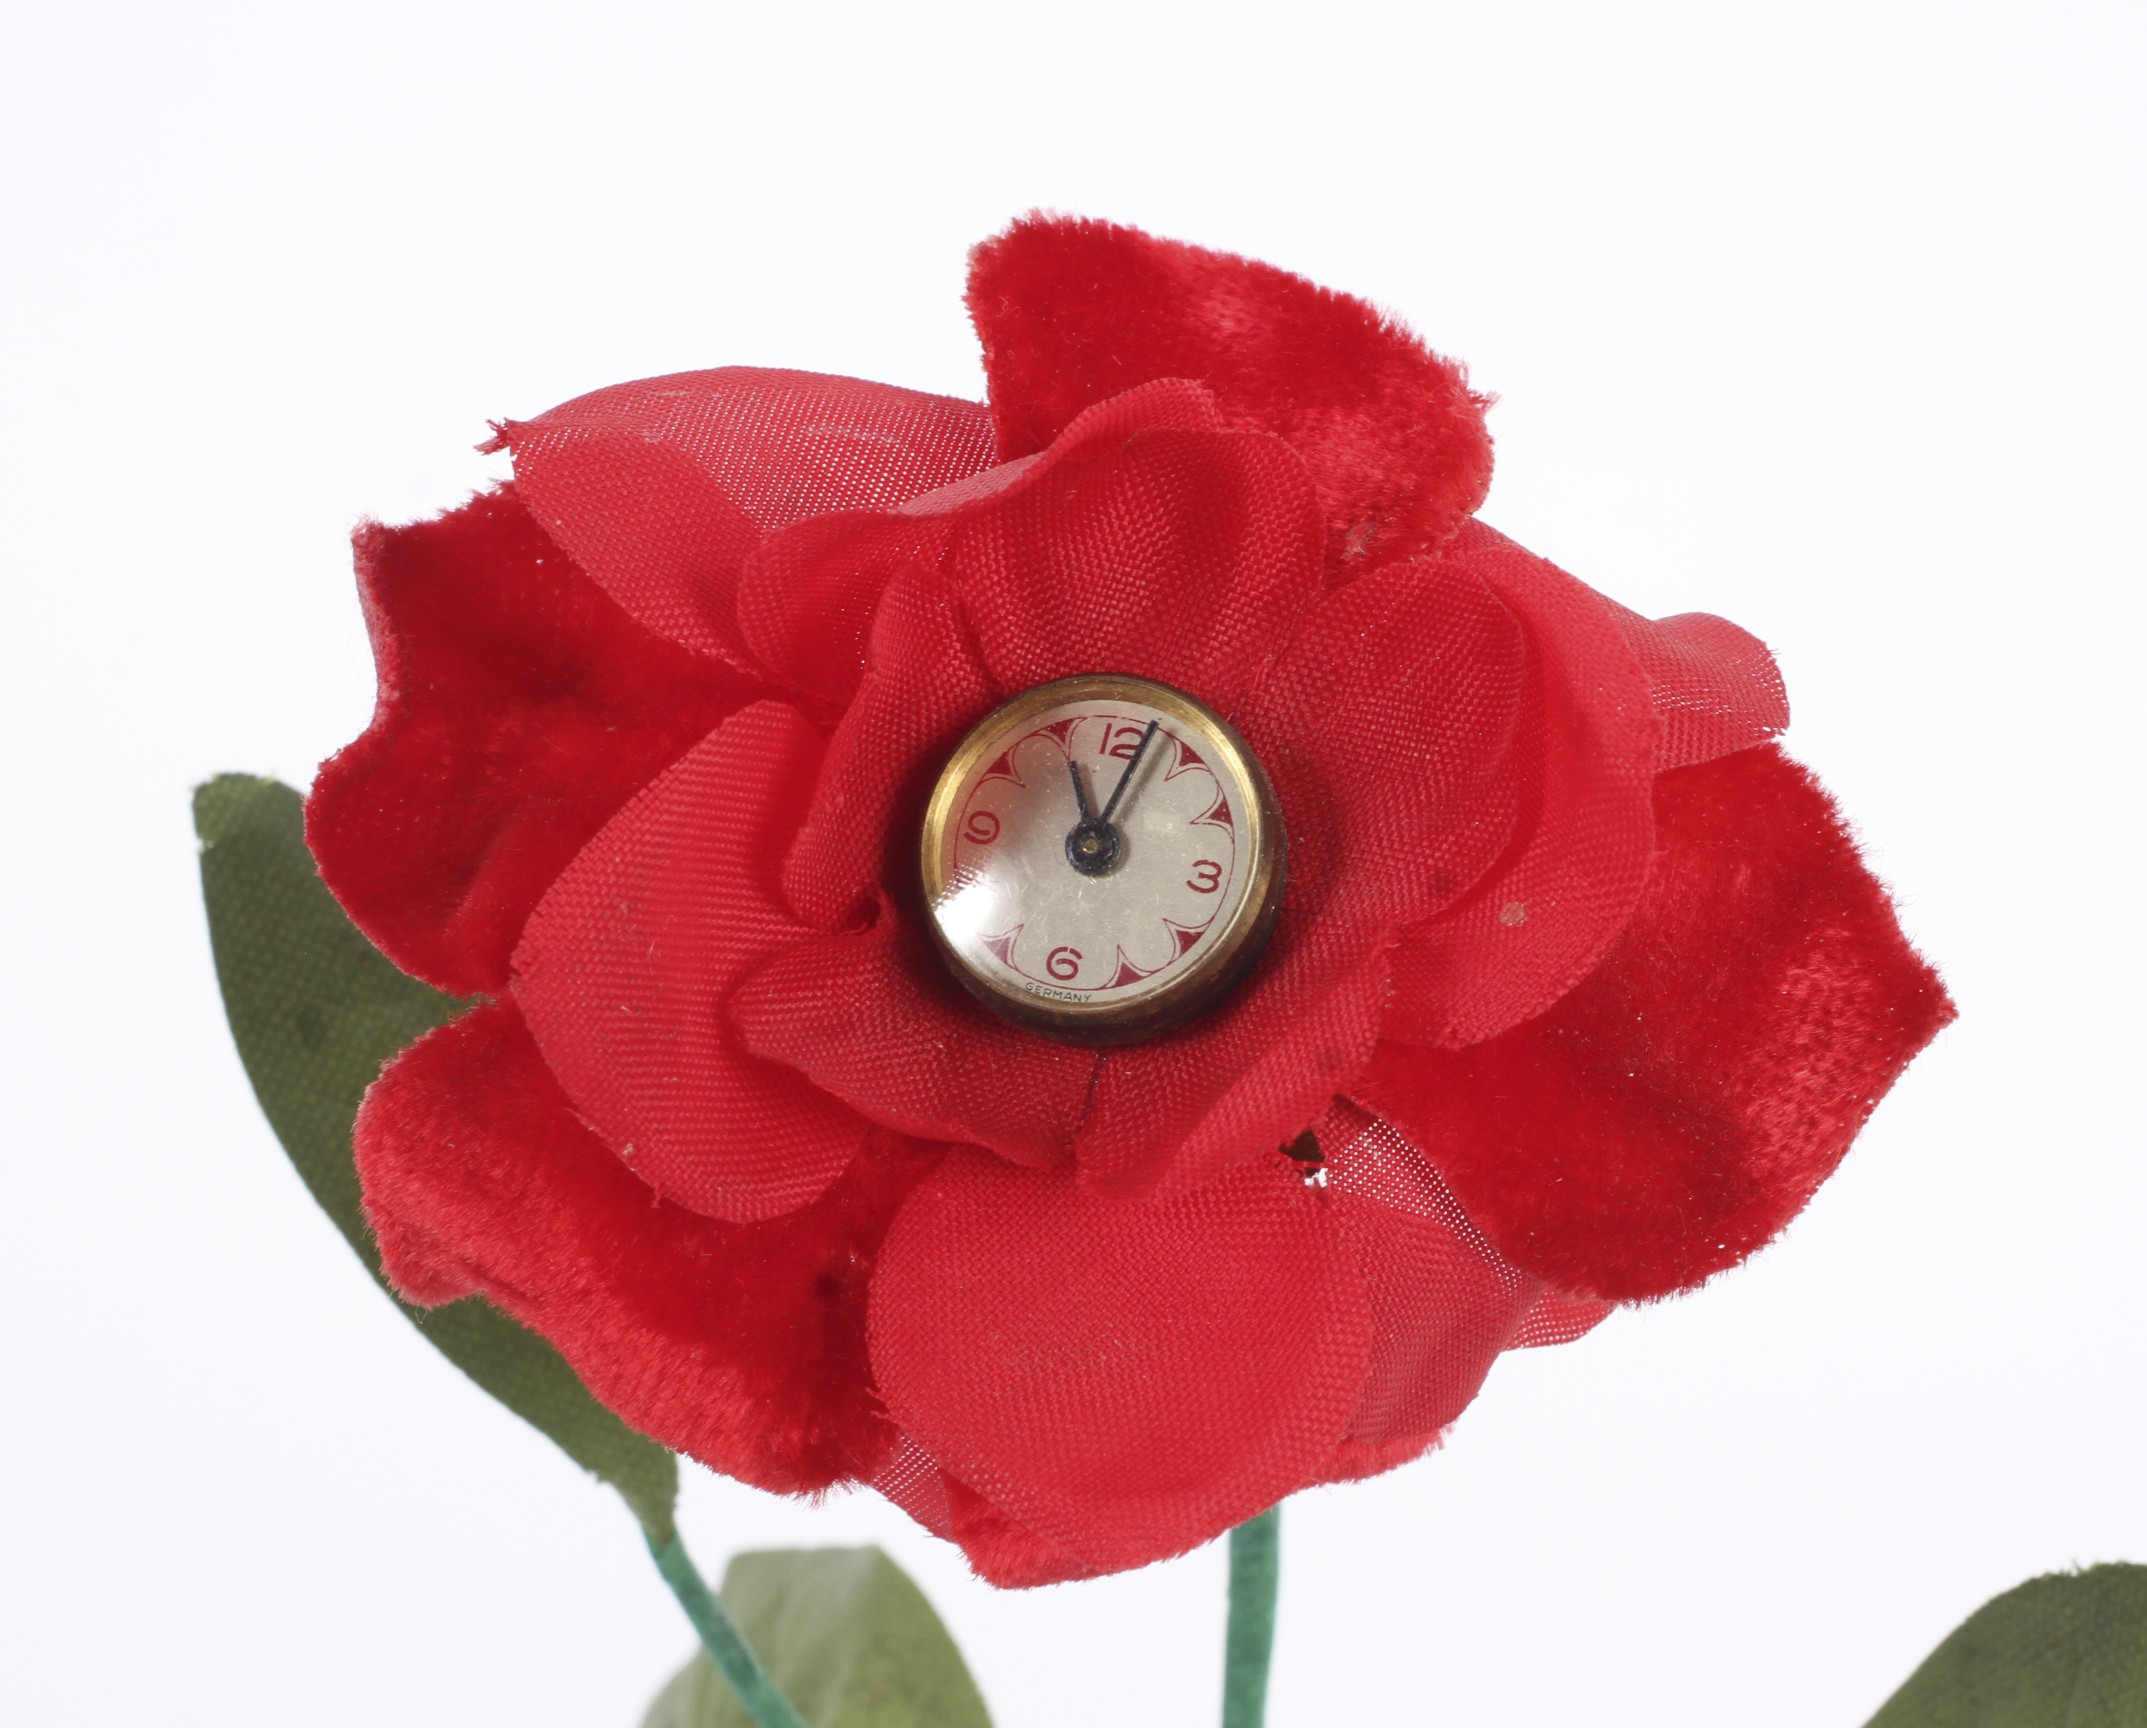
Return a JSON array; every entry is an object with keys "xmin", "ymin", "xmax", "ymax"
[
  {"xmin": 866, "ymin": 1440, "xmax": 1108, "ymax": 1589},
  {"xmin": 943, "ymin": 1476, "xmax": 1104, "ymax": 1588},
  {"xmin": 1358, "ymin": 744, "xmax": 1956, "ymax": 1300},
  {"xmin": 1318, "ymin": 1103, "xmax": 1545, "ymax": 1446},
  {"xmin": 512, "ymin": 701, "xmax": 870, "ymax": 1222},
  {"xmin": 496, "ymin": 368, "xmax": 998, "ymax": 665},
  {"xmin": 353, "ymin": 999, "xmax": 936, "ymax": 1493},
  {"xmin": 306, "ymin": 487, "xmax": 756, "ymax": 997},
  {"xmin": 968, "ymin": 214, "xmax": 1493, "ymax": 571},
  {"xmin": 1243, "ymin": 551, "xmax": 1526, "ymax": 928},
  {"xmin": 1612, "ymin": 604, "xmax": 1789, "ymax": 770},
  {"xmin": 1074, "ymin": 914, "xmax": 1392, "ymax": 1197},
  {"xmin": 738, "ymin": 378, "xmax": 1227, "ymax": 716},
  {"xmin": 733, "ymin": 910, "xmax": 1095, "ymax": 1170},
  {"xmin": 1383, "ymin": 521, "xmax": 1660, "ymax": 1049},
  {"xmin": 778, "ymin": 568, "xmax": 998, "ymax": 930},
  {"xmin": 777, "ymin": 405, "xmax": 1326, "ymax": 930},
  {"xmin": 1028, "ymin": 376, "xmax": 1232, "ymax": 458},
  {"xmin": 868, "ymin": 1148, "xmax": 1371, "ymax": 1573},
  {"xmin": 946, "ymin": 423, "xmax": 1325, "ymax": 706}
]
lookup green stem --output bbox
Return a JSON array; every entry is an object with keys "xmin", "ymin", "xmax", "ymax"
[
  {"xmin": 1223, "ymin": 1505, "xmax": 1282, "ymax": 1728},
  {"xmin": 647, "ymin": 1532, "xmax": 811, "ymax": 1728}
]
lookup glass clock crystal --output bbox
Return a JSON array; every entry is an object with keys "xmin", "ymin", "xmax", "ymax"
[{"xmin": 919, "ymin": 674, "xmax": 1287, "ymax": 1043}]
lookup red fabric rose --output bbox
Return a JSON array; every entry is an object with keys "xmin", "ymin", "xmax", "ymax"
[{"xmin": 313, "ymin": 216, "xmax": 1953, "ymax": 1586}]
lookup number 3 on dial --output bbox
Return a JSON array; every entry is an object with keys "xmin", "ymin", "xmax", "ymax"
[{"xmin": 918, "ymin": 674, "xmax": 1288, "ymax": 1044}]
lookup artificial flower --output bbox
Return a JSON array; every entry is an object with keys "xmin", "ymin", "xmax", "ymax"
[{"xmin": 312, "ymin": 216, "xmax": 1952, "ymax": 1584}]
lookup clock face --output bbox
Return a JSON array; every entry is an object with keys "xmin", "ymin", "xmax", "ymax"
[{"xmin": 919, "ymin": 675, "xmax": 1287, "ymax": 1043}]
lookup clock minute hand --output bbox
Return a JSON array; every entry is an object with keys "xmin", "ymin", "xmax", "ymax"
[{"xmin": 1099, "ymin": 718, "xmax": 1161, "ymax": 826}]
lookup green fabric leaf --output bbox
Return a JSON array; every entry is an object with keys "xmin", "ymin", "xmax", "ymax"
[
  {"xmin": 1866, "ymin": 1563, "xmax": 2147, "ymax": 1726},
  {"xmin": 643, "ymin": 1548, "xmax": 992, "ymax": 1728},
  {"xmin": 194, "ymin": 774, "xmax": 678, "ymax": 1541}
]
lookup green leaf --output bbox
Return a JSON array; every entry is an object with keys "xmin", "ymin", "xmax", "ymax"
[
  {"xmin": 194, "ymin": 774, "xmax": 678, "ymax": 1541},
  {"xmin": 1866, "ymin": 1563, "xmax": 2147, "ymax": 1726},
  {"xmin": 643, "ymin": 1548, "xmax": 992, "ymax": 1728}
]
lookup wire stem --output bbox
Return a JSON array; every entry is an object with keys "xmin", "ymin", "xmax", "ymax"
[
  {"xmin": 646, "ymin": 1532, "xmax": 811, "ymax": 1728},
  {"xmin": 1223, "ymin": 1505, "xmax": 1282, "ymax": 1728}
]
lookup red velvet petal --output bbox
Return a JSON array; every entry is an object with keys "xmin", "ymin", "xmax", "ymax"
[
  {"xmin": 1318, "ymin": 1103, "xmax": 1544, "ymax": 1446},
  {"xmin": 306, "ymin": 487, "xmax": 755, "ymax": 997},
  {"xmin": 867, "ymin": 1437, "xmax": 956, "ymax": 1540},
  {"xmin": 504, "ymin": 430, "xmax": 763, "ymax": 667},
  {"xmin": 1383, "ymin": 522, "xmax": 1660, "ymax": 1049},
  {"xmin": 1304, "ymin": 1103, "xmax": 1613, "ymax": 1493},
  {"xmin": 512, "ymin": 702, "xmax": 870, "ymax": 1222},
  {"xmin": 734, "ymin": 511, "xmax": 954, "ymax": 721},
  {"xmin": 968, "ymin": 214, "xmax": 1494, "ymax": 571},
  {"xmin": 1074, "ymin": 914, "xmax": 1392, "ymax": 1197},
  {"xmin": 495, "ymin": 368, "xmax": 998, "ymax": 666},
  {"xmin": 738, "ymin": 379, "xmax": 1228, "ymax": 717},
  {"xmin": 1314, "ymin": 1433, "xmax": 1443, "ymax": 1487},
  {"xmin": 1242, "ymin": 551, "xmax": 1526, "ymax": 928},
  {"xmin": 1613, "ymin": 604, "xmax": 1789, "ymax": 771},
  {"xmin": 733, "ymin": 908, "xmax": 1096, "ymax": 1170},
  {"xmin": 868, "ymin": 1148, "xmax": 1370, "ymax": 1573},
  {"xmin": 867, "ymin": 1435, "xmax": 1109, "ymax": 1588},
  {"xmin": 353, "ymin": 999, "xmax": 936, "ymax": 1493},
  {"xmin": 1358, "ymin": 744, "xmax": 1956, "ymax": 1300}
]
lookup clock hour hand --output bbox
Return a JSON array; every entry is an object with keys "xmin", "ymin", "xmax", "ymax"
[{"xmin": 1067, "ymin": 758, "xmax": 1095, "ymax": 822}]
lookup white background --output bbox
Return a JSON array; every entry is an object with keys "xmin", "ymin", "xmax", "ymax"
[{"xmin": 3, "ymin": 3, "xmax": 2141, "ymax": 1724}]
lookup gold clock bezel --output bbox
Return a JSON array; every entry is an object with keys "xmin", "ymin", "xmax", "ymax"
[{"xmin": 918, "ymin": 673, "xmax": 1288, "ymax": 1046}]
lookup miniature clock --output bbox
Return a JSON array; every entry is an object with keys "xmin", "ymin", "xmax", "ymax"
[{"xmin": 919, "ymin": 674, "xmax": 1287, "ymax": 1044}]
